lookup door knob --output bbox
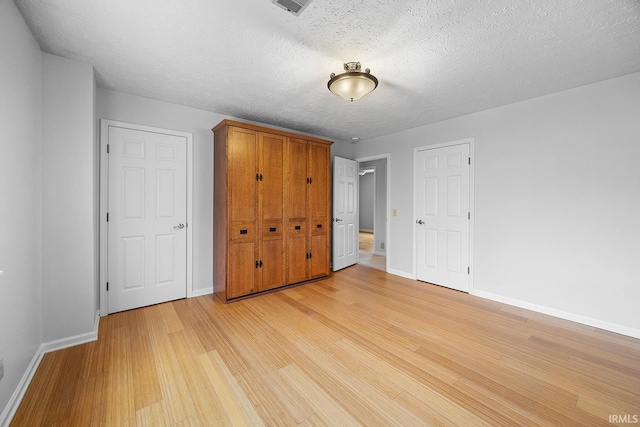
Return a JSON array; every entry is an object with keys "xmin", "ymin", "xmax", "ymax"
[
  {"xmin": 334, "ymin": 218, "xmax": 343, "ymax": 222},
  {"xmin": 173, "ymin": 223, "xmax": 185, "ymax": 230},
  {"xmin": 416, "ymin": 220, "xmax": 425, "ymax": 225}
]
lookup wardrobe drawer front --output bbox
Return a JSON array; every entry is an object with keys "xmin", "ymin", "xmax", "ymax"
[
  {"xmin": 262, "ymin": 221, "xmax": 284, "ymax": 238},
  {"xmin": 310, "ymin": 219, "xmax": 329, "ymax": 236},
  {"xmin": 288, "ymin": 221, "xmax": 306, "ymax": 237},
  {"xmin": 230, "ymin": 222, "xmax": 256, "ymax": 242}
]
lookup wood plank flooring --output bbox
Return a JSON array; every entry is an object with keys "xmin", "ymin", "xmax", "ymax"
[
  {"xmin": 359, "ymin": 231, "xmax": 374, "ymax": 252},
  {"xmin": 358, "ymin": 231, "xmax": 386, "ymax": 271},
  {"xmin": 11, "ymin": 265, "xmax": 640, "ymax": 426}
]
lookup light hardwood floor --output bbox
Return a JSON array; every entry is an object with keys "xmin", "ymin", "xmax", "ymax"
[
  {"xmin": 12, "ymin": 265, "xmax": 640, "ymax": 426},
  {"xmin": 358, "ymin": 231, "xmax": 386, "ymax": 271},
  {"xmin": 359, "ymin": 231, "xmax": 374, "ymax": 252}
]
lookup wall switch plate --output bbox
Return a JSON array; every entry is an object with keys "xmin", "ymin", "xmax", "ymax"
[
  {"xmin": 392, "ymin": 209, "xmax": 397, "ymax": 217},
  {"xmin": 381, "ymin": 242, "xmax": 384, "ymax": 249},
  {"xmin": 0, "ymin": 358, "xmax": 4, "ymax": 382}
]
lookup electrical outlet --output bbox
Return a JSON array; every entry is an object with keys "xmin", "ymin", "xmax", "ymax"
[
  {"xmin": 392, "ymin": 209, "xmax": 397, "ymax": 217},
  {"xmin": 0, "ymin": 358, "xmax": 4, "ymax": 382}
]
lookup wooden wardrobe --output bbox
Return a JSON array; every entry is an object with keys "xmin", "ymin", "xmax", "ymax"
[{"xmin": 213, "ymin": 120, "xmax": 333, "ymax": 302}]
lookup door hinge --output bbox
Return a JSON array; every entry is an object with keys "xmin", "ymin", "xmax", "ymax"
[
  {"xmin": 107, "ymin": 144, "xmax": 110, "ymax": 154},
  {"xmin": 467, "ymin": 267, "xmax": 470, "ymax": 274},
  {"xmin": 468, "ymin": 212, "xmax": 470, "ymax": 220},
  {"xmin": 468, "ymin": 157, "xmax": 471, "ymax": 165},
  {"xmin": 106, "ymin": 213, "xmax": 109, "ymax": 222},
  {"xmin": 106, "ymin": 282, "xmax": 109, "ymax": 291}
]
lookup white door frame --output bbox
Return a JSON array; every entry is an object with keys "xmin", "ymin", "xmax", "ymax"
[
  {"xmin": 358, "ymin": 165, "xmax": 376, "ymax": 235},
  {"xmin": 355, "ymin": 153, "xmax": 391, "ymax": 272},
  {"xmin": 412, "ymin": 139, "xmax": 474, "ymax": 292},
  {"xmin": 99, "ymin": 119, "xmax": 193, "ymax": 316}
]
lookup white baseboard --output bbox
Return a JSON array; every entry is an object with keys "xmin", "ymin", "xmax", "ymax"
[
  {"xmin": 191, "ymin": 286, "xmax": 214, "ymax": 298},
  {"xmin": 373, "ymin": 250, "xmax": 386, "ymax": 256},
  {"xmin": 387, "ymin": 268, "xmax": 414, "ymax": 280},
  {"xmin": 0, "ymin": 311, "xmax": 100, "ymax": 427},
  {"xmin": 472, "ymin": 290, "xmax": 640, "ymax": 339},
  {"xmin": 41, "ymin": 310, "xmax": 100, "ymax": 353},
  {"xmin": 0, "ymin": 344, "xmax": 44, "ymax": 427},
  {"xmin": 366, "ymin": 269, "xmax": 640, "ymax": 339}
]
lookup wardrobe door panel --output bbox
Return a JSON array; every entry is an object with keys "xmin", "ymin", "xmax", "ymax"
[
  {"xmin": 260, "ymin": 239, "xmax": 285, "ymax": 291},
  {"xmin": 308, "ymin": 143, "xmax": 330, "ymax": 222},
  {"xmin": 288, "ymin": 139, "xmax": 308, "ymax": 220},
  {"xmin": 228, "ymin": 242, "xmax": 257, "ymax": 299},
  {"xmin": 310, "ymin": 234, "xmax": 329, "ymax": 278},
  {"xmin": 228, "ymin": 127, "xmax": 257, "ymax": 223},
  {"xmin": 287, "ymin": 236, "xmax": 308, "ymax": 284},
  {"xmin": 260, "ymin": 133, "xmax": 285, "ymax": 222}
]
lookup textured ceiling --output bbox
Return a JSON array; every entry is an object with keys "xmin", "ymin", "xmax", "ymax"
[{"xmin": 15, "ymin": 0, "xmax": 640, "ymax": 142}]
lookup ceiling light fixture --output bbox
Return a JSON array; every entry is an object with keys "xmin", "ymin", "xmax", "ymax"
[{"xmin": 328, "ymin": 62, "xmax": 378, "ymax": 102}]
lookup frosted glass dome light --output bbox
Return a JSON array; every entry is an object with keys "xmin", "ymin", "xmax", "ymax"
[{"xmin": 328, "ymin": 62, "xmax": 378, "ymax": 102}]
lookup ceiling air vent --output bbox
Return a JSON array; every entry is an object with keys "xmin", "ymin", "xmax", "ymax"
[{"xmin": 272, "ymin": 0, "xmax": 312, "ymax": 16}]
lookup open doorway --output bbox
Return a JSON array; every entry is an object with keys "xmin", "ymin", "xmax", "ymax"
[{"xmin": 356, "ymin": 155, "xmax": 389, "ymax": 271}]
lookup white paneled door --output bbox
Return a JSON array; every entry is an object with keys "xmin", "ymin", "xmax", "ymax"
[
  {"xmin": 415, "ymin": 142, "xmax": 470, "ymax": 292},
  {"xmin": 332, "ymin": 156, "xmax": 359, "ymax": 271},
  {"xmin": 107, "ymin": 126, "xmax": 187, "ymax": 313}
]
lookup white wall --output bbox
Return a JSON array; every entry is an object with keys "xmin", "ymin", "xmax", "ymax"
[
  {"xmin": 97, "ymin": 88, "xmax": 349, "ymax": 294},
  {"xmin": 353, "ymin": 72, "xmax": 640, "ymax": 336},
  {"xmin": 0, "ymin": 0, "xmax": 43, "ymax": 419},
  {"xmin": 41, "ymin": 54, "xmax": 98, "ymax": 342}
]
